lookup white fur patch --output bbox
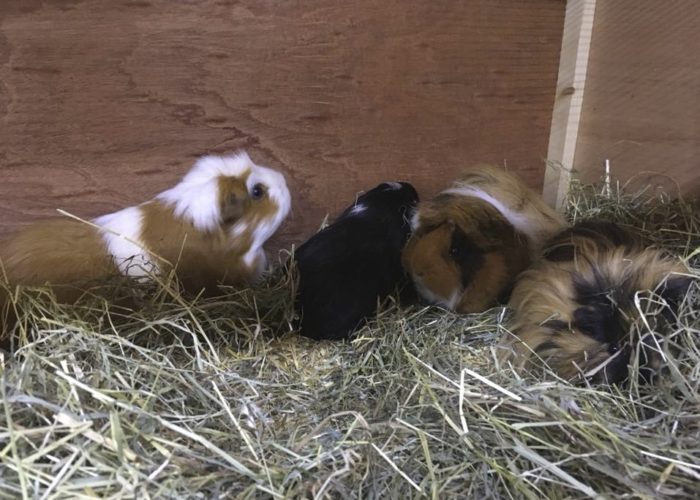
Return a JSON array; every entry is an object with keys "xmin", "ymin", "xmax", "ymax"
[
  {"xmin": 446, "ymin": 289, "xmax": 463, "ymax": 310},
  {"xmin": 410, "ymin": 210, "xmax": 422, "ymax": 230},
  {"xmin": 157, "ymin": 152, "xmax": 254, "ymax": 231},
  {"xmin": 242, "ymin": 162, "xmax": 291, "ymax": 269},
  {"xmin": 231, "ymin": 221, "xmax": 249, "ymax": 238},
  {"xmin": 443, "ymin": 186, "xmax": 535, "ymax": 240},
  {"xmin": 94, "ymin": 207, "xmax": 156, "ymax": 278},
  {"xmin": 349, "ymin": 204, "xmax": 367, "ymax": 216},
  {"xmin": 384, "ymin": 182, "xmax": 403, "ymax": 190},
  {"xmin": 248, "ymin": 249, "xmax": 268, "ymax": 278},
  {"xmin": 156, "ymin": 151, "xmax": 290, "ymax": 272}
]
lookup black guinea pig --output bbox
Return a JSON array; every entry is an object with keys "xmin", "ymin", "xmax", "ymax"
[{"xmin": 294, "ymin": 181, "xmax": 419, "ymax": 340}]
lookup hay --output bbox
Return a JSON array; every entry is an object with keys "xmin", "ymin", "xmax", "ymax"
[{"xmin": 1, "ymin": 181, "xmax": 699, "ymax": 499}]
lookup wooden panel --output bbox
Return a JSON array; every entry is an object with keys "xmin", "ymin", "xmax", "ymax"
[
  {"xmin": 574, "ymin": 0, "xmax": 700, "ymax": 198},
  {"xmin": 0, "ymin": 0, "xmax": 565, "ymax": 250},
  {"xmin": 543, "ymin": 0, "xmax": 596, "ymax": 209}
]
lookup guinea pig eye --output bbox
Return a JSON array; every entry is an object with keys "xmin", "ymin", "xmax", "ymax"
[{"xmin": 251, "ymin": 183, "xmax": 266, "ymax": 200}]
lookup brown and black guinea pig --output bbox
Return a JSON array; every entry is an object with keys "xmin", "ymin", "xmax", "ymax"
[
  {"xmin": 499, "ymin": 221, "xmax": 693, "ymax": 384},
  {"xmin": 402, "ymin": 164, "xmax": 565, "ymax": 313},
  {"xmin": 0, "ymin": 152, "xmax": 291, "ymax": 341}
]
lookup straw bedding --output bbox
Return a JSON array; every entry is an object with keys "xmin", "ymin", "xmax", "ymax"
[{"xmin": 1, "ymin": 180, "xmax": 699, "ymax": 499}]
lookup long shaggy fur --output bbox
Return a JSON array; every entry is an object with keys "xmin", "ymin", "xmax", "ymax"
[
  {"xmin": 1, "ymin": 152, "xmax": 291, "ymax": 342},
  {"xmin": 500, "ymin": 221, "xmax": 692, "ymax": 384},
  {"xmin": 402, "ymin": 164, "xmax": 564, "ymax": 313}
]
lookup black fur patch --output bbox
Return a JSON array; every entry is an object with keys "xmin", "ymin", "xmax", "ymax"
[
  {"xmin": 572, "ymin": 220, "xmax": 640, "ymax": 247},
  {"xmin": 543, "ymin": 221, "xmax": 641, "ymax": 263},
  {"xmin": 545, "ymin": 221, "xmax": 690, "ymax": 385},
  {"xmin": 535, "ymin": 340, "xmax": 560, "ymax": 354},
  {"xmin": 571, "ymin": 270, "xmax": 628, "ymax": 349},
  {"xmin": 659, "ymin": 276, "xmax": 693, "ymax": 321},
  {"xmin": 294, "ymin": 182, "xmax": 419, "ymax": 340},
  {"xmin": 543, "ymin": 243, "xmax": 575, "ymax": 262},
  {"xmin": 496, "ymin": 284, "xmax": 515, "ymax": 304},
  {"xmin": 589, "ymin": 345, "xmax": 632, "ymax": 384},
  {"xmin": 449, "ymin": 226, "xmax": 485, "ymax": 289},
  {"xmin": 572, "ymin": 304, "xmax": 625, "ymax": 345},
  {"xmin": 571, "ymin": 263, "xmax": 631, "ymax": 352}
]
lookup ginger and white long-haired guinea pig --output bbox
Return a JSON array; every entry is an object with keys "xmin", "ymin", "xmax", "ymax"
[
  {"xmin": 0, "ymin": 151, "xmax": 291, "ymax": 309},
  {"xmin": 499, "ymin": 221, "xmax": 692, "ymax": 384},
  {"xmin": 402, "ymin": 164, "xmax": 565, "ymax": 313},
  {"xmin": 294, "ymin": 181, "xmax": 419, "ymax": 340}
]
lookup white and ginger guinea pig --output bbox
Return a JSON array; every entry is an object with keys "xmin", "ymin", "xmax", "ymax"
[
  {"xmin": 402, "ymin": 164, "xmax": 564, "ymax": 313},
  {"xmin": 499, "ymin": 221, "xmax": 692, "ymax": 384},
  {"xmin": 295, "ymin": 181, "xmax": 419, "ymax": 340},
  {"xmin": 0, "ymin": 151, "xmax": 291, "ymax": 306}
]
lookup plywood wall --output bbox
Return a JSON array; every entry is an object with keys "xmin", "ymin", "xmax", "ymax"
[
  {"xmin": 573, "ymin": 0, "xmax": 700, "ymax": 198},
  {"xmin": 0, "ymin": 0, "xmax": 565, "ymax": 250}
]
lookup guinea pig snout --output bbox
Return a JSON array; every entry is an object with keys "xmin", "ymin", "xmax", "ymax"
[
  {"xmin": 403, "ymin": 228, "xmax": 464, "ymax": 309},
  {"xmin": 411, "ymin": 271, "xmax": 464, "ymax": 310}
]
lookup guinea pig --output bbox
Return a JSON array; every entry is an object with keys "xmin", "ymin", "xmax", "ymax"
[
  {"xmin": 499, "ymin": 221, "xmax": 692, "ymax": 384},
  {"xmin": 294, "ymin": 181, "xmax": 419, "ymax": 340},
  {"xmin": 0, "ymin": 151, "xmax": 291, "ymax": 317},
  {"xmin": 402, "ymin": 164, "xmax": 565, "ymax": 313}
]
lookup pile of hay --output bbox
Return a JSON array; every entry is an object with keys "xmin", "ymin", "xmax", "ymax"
[{"xmin": 1, "ymin": 181, "xmax": 699, "ymax": 498}]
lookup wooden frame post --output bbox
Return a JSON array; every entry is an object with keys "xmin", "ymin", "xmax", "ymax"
[{"xmin": 543, "ymin": 0, "xmax": 597, "ymax": 210}]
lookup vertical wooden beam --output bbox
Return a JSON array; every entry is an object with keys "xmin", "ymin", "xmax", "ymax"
[{"xmin": 543, "ymin": 0, "xmax": 597, "ymax": 209}]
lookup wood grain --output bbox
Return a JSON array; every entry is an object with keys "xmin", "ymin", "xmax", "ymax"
[
  {"xmin": 0, "ymin": 0, "xmax": 565, "ymax": 251},
  {"xmin": 574, "ymin": 0, "xmax": 700, "ymax": 198},
  {"xmin": 543, "ymin": 0, "xmax": 596, "ymax": 209}
]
